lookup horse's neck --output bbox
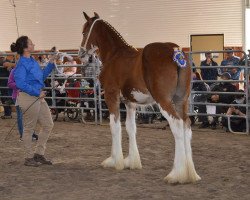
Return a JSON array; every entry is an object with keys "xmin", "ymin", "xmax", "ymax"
[{"xmin": 94, "ymin": 23, "xmax": 134, "ymax": 64}]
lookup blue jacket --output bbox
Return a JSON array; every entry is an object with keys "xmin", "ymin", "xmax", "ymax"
[
  {"xmin": 221, "ymin": 56, "xmax": 240, "ymax": 66},
  {"xmin": 230, "ymin": 69, "xmax": 241, "ymax": 80},
  {"xmin": 220, "ymin": 56, "xmax": 240, "ymax": 74},
  {"xmin": 14, "ymin": 56, "xmax": 54, "ymax": 97}
]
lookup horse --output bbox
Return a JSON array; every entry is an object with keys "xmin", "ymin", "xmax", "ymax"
[{"xmin": 79, "ymin": 12, "xmax": 201, "ymax": 184}]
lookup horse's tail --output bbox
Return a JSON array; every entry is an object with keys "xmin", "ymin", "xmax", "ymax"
[{"xmin": 172, "ymin": 50, "xmax": 192, "ymax": 121}]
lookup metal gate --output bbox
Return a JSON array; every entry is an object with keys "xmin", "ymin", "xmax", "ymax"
[{"xmin": 188, "ymin": 50, "xmax": 249, "ymax": 134}]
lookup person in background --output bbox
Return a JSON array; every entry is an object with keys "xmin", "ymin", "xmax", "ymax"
[
  {"xmin": 239, "ymin": 49, "xmax": 250, "ymax": 66},
  {"xmin": 8, "ymin": 68, "xmax": 38, "ymax": 141},
  {"xmin": 37, "ymin": 51, "xmax": 49, "ymax": 66},
  {"xmin": 220, "ymin": 48, "xmax": 240, "ymax": 74},
  {"xmin": 63, "ymin": 60, "xmax": 77, "ymax": 76},
  {"xmin": 200, "ymin": 52, "xmax": 218, "ymax": 85},
  {"xmin": 222, "ymin": 90, "xmax": 246, "ymax": 132},
  {"xmin": 0, "ymin": 51, "xmax": 15, "ymax": 119},
  {"xmin": 248, "ymin": 49, "xmax": 250, "ymax": 65},
  {"xmin": 82, "ymin": 54, "xmax": 101, "ymax": 121},
  {"xmin": 207, "ymin": 72, "xmax": 237, "ymax": 129},
  {"xmin": 191, "ymin": 69, "xmax": 210, "ymax": 128},
  {"xmin": 11, "ymin": 36, "xmax": 58, "ymax": 167},
  {"xmin": 49, "ymin": 46, "xmax": 65, "ymax": 75},
  {"xmin": 230, "ymin": 67, "xmax": 241, "ymax": 80}
]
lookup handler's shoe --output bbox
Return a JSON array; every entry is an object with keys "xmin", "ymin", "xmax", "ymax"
[
  {"xmin": 32, "ymin": 133, "xmax": 39, "ymax": 141},
  {"xmin": 34, "ymin": 154, "xmax": 52, "ymax": 165},
  {"xmin": 24, "ymin": 158, "xmax": 40, "ymax": 167}
]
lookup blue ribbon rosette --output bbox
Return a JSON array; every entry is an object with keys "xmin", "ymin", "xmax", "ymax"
[{"xmin": 173, "ymin": 50, "xmax": 187, "ymax": 68}]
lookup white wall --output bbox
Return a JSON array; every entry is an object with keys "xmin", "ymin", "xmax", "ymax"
[
  {"xmin": 245, "ymin": 8, "xmax": 250, "ymax": 51},
  {"xmin": 0, "ymin": 0, "xmax": 243, "ymax": 51}
]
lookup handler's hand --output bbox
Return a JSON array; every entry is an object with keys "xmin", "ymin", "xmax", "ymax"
[{"xmin": 49, "ymin": 53, "xmax": 61, "ymax": 63}]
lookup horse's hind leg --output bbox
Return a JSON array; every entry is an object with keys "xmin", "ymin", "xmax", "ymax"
[
  {"xmin": 158, "ymin": 102, "xmax": 187, "ymax": 183},
  {"xmin": 124, "ymin": 102, "xmax": 142, "ymax": 169},
  {"xmin": 143, "ymin": 94, "xmax": 200, "ymax": 183},
  {"xmin": 175, "ymin": 98, "xmax": 201, "ymax": 182},
  {"xmin": 157, "ymin": 97, "xmax": 200, "ymax": 183},
  {"xmin": 101, "ymin": 91, "xmax": 124, "ymax": 170}
]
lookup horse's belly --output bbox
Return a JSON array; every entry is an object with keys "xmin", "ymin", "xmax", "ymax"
[{"xmin": 131, "ymin": 90, "xmax": 154, "ymax": 104}]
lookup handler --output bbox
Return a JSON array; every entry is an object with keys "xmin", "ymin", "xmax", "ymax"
[{"xmin": 11, "ymin": 36, "xmax": 58, "ymax": 167}]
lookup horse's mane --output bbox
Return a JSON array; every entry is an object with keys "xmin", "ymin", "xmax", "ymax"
[{"xmin": 101, "ymin": 20, "xmax": 137, "ymax": 51}]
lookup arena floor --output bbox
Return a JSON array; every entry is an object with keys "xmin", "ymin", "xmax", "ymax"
[{"xmin": 0, "ymin": 119, "xmax": 249, "ymax": 200}]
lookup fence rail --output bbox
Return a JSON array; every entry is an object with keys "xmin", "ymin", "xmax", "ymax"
[
  {"xmin": 188, "ymin": 50, "xmax": 249, "ymax": 134},
  {"xmin": 0, "ymin": 51, "xmax": 249, "ymax": 134}
]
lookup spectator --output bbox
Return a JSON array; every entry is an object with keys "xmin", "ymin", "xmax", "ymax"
[
  {"xmin": 191, "ymin": 69, "xmax": 210, "ymax": 128},
  {"xmin": 38, "ymin": 52, "xmax": 49, "ymax": 66},
  {"xmin": 8, "ymin": 68, "xmax": 38, "ymax": 141},
  {"xmin": 230, "ymin": 67, "xmax": 241, "ymax": 80},
  {"xmin": 63, "ymin": 60, "xmax": 77, "ymax": 76},
  {"xmin": 207, "ymin": 72, "xmax": 237, "ymax": 129},
  {"xmin": 220, "ymin": 48, "xmax": 240, "ymax": 74},
  {"xmin": 0, "ymin": 51, "xmax": 15, "ymax": 119},
  {"xmin": 49, "ymin": 47, "xmax": 64, "ymax": 75},
  {"xmin": 82, "ymin": 54, "xmax": 101, "ymax": 121},
  {"xmin": 222, "ymin": 90, "xmax": 246, "ymax": 132},
  {"xmin": 248, "ymin": 49, "xmax": 250, "ymax": 64},
  {"xmin": 239, "ymin": 49, "xmax": 250, "ymax": 66},
  {"xmin": 200, "ymin": 52, "xmax": 218, "ymax": 85}
]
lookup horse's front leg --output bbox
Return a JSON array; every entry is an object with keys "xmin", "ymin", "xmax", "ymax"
[
  {"xmin": 124, "ymin": 103, "xmax": 142, "ymax": 169},
  {"xmin": 101, "ymin": 91, "xmax": 124, "ymax": 170}
]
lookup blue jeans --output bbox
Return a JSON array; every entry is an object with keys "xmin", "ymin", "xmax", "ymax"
[
  {"xmin": 4, "ymin": 105, "xmax": 12, "ymax": 116},
  {"xmin": 14, "ymin": 99, "xmax": 37, "ymax": 138},
  {"xmin": 16, "ymin": 105, "xmax": 24, "ymax": 137}
]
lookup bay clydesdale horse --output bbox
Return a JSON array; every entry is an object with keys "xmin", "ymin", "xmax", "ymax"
[{"xmin": 79, "ymin": 12, "xmax": 201, "ymax": 184}]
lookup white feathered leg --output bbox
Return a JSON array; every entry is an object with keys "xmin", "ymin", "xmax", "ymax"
[
  {"xmin": 124, "ymin": 103, "xmax": 142, "ymax": 169},
  {"xmin": 160, "ymin": 107, "xmax": 189, "ymax": 183},
  {"xmin": 101, "ymin": 114, "xmax": 124, "ymax": 170},
  {"xmin": 183, "ymin": 125, "xmax": 201, "ymax": 182}
]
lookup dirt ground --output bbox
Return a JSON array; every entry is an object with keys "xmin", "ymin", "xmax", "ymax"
[{"xmin": 0, "ymin": 118, "xmax": 249, "ymax": 200}]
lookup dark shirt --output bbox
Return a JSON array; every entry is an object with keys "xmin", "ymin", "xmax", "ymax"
[
  {"xmin": 210, "ymin": 83, "xmax": 237, "ymax": 104},
  {"xmin": 200, "ymin": 59, "xmax": 218, "ymax": 84},
  {"xmin": 0, "ymin": 59, "xmax": 12, "ymax": 86},
  {"xmin": 192, "ymin": 80, "xmax": 207, "ymax": 92},
  {"xmin": 192, "ymin": 77, "xmax": 208, "ymax": 102}
]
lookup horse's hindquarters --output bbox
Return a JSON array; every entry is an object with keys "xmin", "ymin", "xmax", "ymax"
[
  {"xmin": 142, "ymin": 42, "xmax": 200, "ymax": 184},
  {"xmin": 142, "ymin": 43, "xmax": 180, "ymax": 103}
]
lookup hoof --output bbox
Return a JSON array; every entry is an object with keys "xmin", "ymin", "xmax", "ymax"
[
  {"xmin": 101, "ymin": 157, "xmax": 124, "ymax": 170},
  {"xmin": 164, "ymin": 170, "xmax": 201, "ymax": 184},
  {"xmin": 124, "ymin": 156, "xmax": 142, "ymax": 169}
]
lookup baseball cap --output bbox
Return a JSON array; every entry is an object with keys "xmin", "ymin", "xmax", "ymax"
[{"xmin": 221, "ymin": 72, "xmax": 231, "ymax": 79}]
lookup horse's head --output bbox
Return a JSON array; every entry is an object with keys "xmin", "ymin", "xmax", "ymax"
[{"xmin": 78, "ymin": 12, "xmax": 100, "ymax": 64}]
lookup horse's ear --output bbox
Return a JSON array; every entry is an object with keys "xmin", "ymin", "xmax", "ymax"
[
  {"xmin": 94, "ymin": 12, "xmax": 100, "ymax": 18},
  {"xmin": 83, "ymin": 12, "xmax": 90, "ymax": 21}
]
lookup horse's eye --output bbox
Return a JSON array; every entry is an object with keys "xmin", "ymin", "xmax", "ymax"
[{"xmin": 82, "ymin": 33, "xmax": 85, "ymax": 36}]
